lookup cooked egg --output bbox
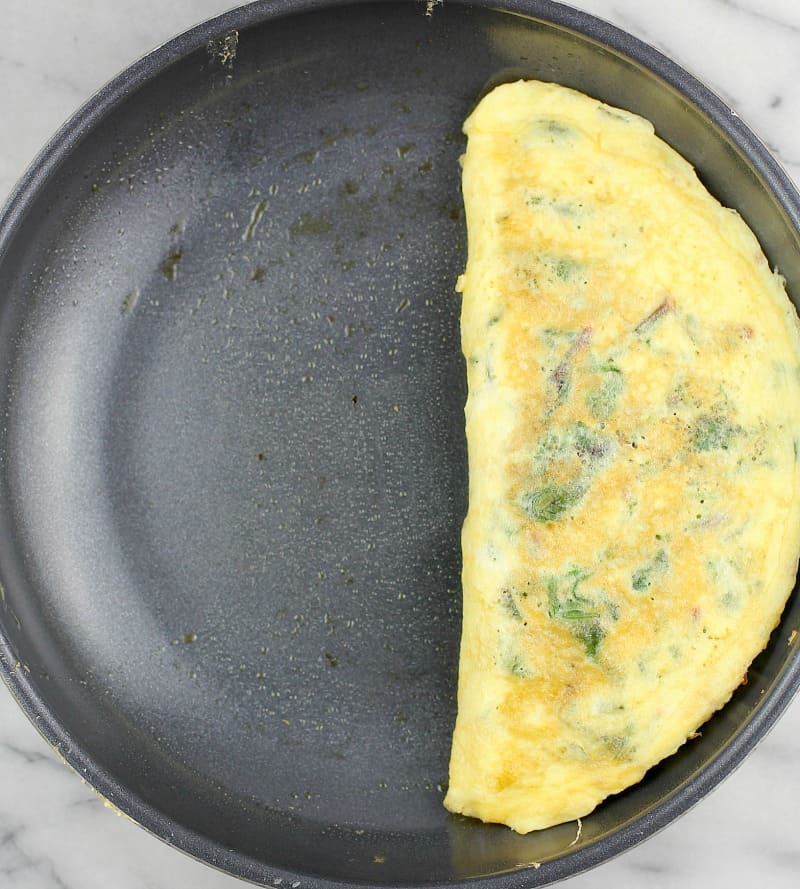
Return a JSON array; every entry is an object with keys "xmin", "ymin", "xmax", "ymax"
[{"xmin": 445, "ymin": 80, "xmax": 800, "ymax": 833}]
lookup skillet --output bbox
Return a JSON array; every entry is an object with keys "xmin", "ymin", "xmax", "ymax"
[{"xmin": 2, "ymin": 1, "xmax": 800, "ymax": 886}]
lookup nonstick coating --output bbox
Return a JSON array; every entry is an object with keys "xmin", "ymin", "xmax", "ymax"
[{"xmin": 2, "ymin": 1, "xmax": 800, "ymax": 887}]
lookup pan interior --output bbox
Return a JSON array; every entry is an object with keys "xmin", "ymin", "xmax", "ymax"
[{"xmin": 1, "ymin": 1, "xmax": 800, "ymax": 885}]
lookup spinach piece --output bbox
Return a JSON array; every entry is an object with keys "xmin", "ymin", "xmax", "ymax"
[
  {"xmin": 631, "ymin": 549, "xmax": 669, "ymax": 592},
  {"xmin": 524, "ymin": 424, "xmax": 613, "ymax": 525},
  {"xmin": 692, "ymin": 415, "xmax": 736, "ymax": 452},
  {"xmin": 546, "ymin": 567, "xmax": 611, "ymax": 660},
  {"xmin": 500, "ymin": 589, "xmax": 523, "ymax": 622},
  {"xmin": 521, "ymin": 483, "xmax": 584, "ymax": 523},
  {"xmin": 575, "ymin": 621, "xmax": 605, "ymax": 659},
  {"xmin": 507, "ymin": 654, "xmax": 532, "ymax": 678}
]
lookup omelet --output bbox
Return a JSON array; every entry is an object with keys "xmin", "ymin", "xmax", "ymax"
[{"xmin": 445, "ymin": 80, "xmax": 800, "ymax": 834}]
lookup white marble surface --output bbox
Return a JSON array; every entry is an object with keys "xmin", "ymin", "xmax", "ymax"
[{"xmin": 1, "ymin": 0, "xmax": 800, "ymax": 886}]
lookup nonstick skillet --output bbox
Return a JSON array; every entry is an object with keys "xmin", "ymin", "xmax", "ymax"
[{"xmin": 2, "ymin": 1, "xmax": 800, "ymax": 887}]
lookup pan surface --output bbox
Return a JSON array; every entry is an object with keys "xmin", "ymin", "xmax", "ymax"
[{"xmin": 1, "ymin": 0, "xmax": 800, "ymax": 886}]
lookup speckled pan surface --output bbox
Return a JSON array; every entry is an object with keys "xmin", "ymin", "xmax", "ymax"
[{"xmin": 0, "ymin": 1, "xmax": 799, "ymax": 887}]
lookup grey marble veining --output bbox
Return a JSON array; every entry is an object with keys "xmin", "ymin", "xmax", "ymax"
[{"xmin": 1, "ymin": 1, "xmax": 800, "ymax": 887}]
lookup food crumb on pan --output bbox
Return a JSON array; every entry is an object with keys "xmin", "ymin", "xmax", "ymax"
[
  {"xmin": 568, "ymin": 818, "xmax": 583, "ymax": 847},
  {"xmin": 207, "ymin": 30, "xmax": 238, "ymax": 68}
]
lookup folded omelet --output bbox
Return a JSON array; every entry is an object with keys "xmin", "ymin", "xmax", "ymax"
[{"xmin": 445, "ymin": 80, "xmax": 800, "ymax": 833}]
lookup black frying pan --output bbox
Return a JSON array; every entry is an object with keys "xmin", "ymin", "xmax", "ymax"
[{"xmin": 2, "ymin": 1, "xmax": 800, "ymax": 887}]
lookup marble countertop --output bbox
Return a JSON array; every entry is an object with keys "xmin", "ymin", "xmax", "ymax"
[{"xmin": 2, "ymin": 1, "xmax": 800, "ymax": 887}]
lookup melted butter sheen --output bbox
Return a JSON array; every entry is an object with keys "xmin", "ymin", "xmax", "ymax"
[{"xmin": 445, "ymin": 80, "xmax": 800, "ymax": 833}]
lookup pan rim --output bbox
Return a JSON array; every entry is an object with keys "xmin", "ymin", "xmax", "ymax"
[{"xmin": 1, "ymin": 1, "xmax": 800, "ymax": 887}]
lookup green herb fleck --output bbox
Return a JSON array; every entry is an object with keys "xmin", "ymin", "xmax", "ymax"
[
  {"xmin": 575, "ymin": 621, "xmax": 605, "ymax": 659},
  {"xmin": 547, "ymin": 568, "xmax": 592, "ymax": 619},
  {"xmin": 586, "ymin": 362, "xmax": 624, "ymax": 420},
  {"xmin": 521, "ymin": 483, "xmax": 584, "ymax": 523},
  {"xmin": 507, "ymin": 654, "xmax": 532, "ymax": 678},
  {"xmin": 555, "ymin": 258, "xmax": 579, "ymax": 281},
  {"xmin": 631, "ymin": 548, "xmax": 669, "ymax": 592},
  {"xmin": 540, "ymin": 327, "xmax": 576, "ymax": 346},
  {"xmin": 547, "ymin": 120, "xmax": 571, "ymax": 135},
  {"xmin": 602, "ymin": 734, "xmax": 632, "ymax": 761},
  {"xmin": 559, "ymin": 607, "xmax": 599, "ymax": 621},
  {"xmin": 692, "ymin": 415, "xmax": 736, "ymax": 452},
  {"xmin": 545, "ymin": 567, "xmax": 613, "ymax": 660},
  {"xmin": 500, "ymin": 589, "xmax": 523, "ymax": 622},
  {"xmin": 525, "ymin": 191, "xmax": 580, "ymax": 217},
  {"xmin": 533, "ymin": 429, "xmax": 565, "ymax": 465},
  {"xmin": 535, "ymin": 119, "xmax": 575, "ymax": 142},
  {"xmin": 564, "ymin": 566, "xmax": 592, "ymax": 597}
]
